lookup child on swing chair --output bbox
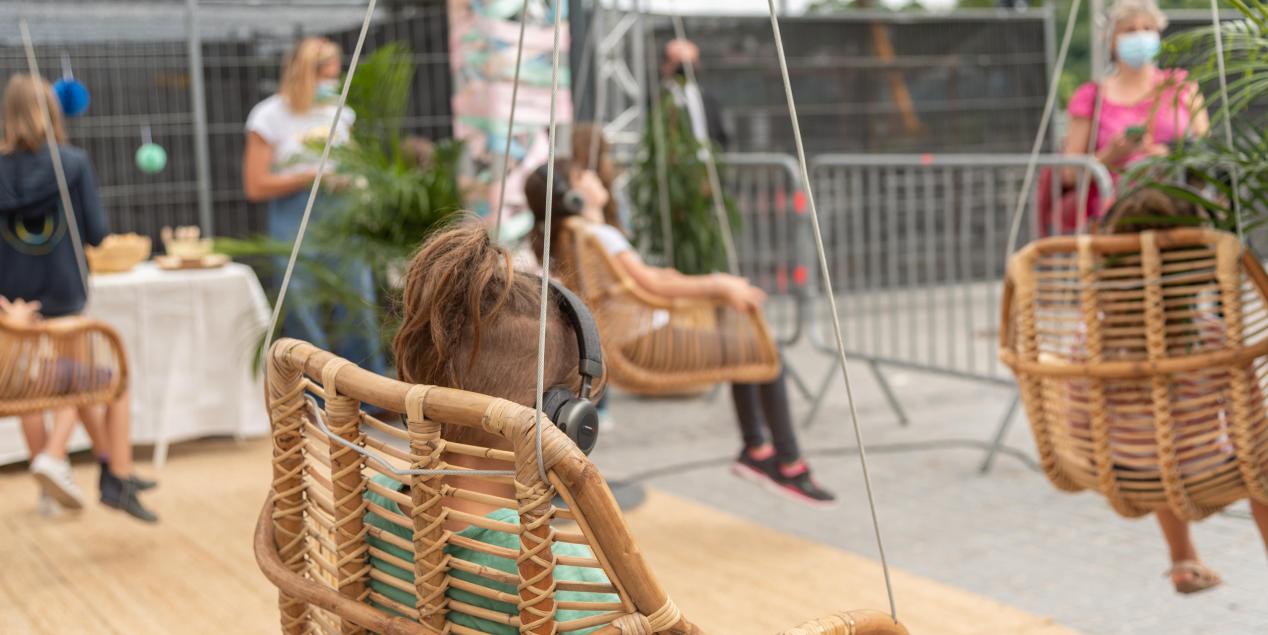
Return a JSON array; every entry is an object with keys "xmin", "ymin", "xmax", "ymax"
[
  {"xmin": 524, "ymin": 154, "xmax": 837, "ymax": 509},
  {"xmin": 361, "ymin": 220, "xmax": 617, "ymax": 632},
  {"xmin": 1061, "ymin": 186, "xmax": 1268, "ymax": 593}
]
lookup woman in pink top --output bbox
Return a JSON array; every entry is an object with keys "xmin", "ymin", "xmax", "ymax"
[
  {"xmin": 1062, "ymin": 0, "xmax": 1209, "ymax": 189},
  {"xmin": 1061, "ymin": 1, "xmax": 1229, "ymax": 594}
]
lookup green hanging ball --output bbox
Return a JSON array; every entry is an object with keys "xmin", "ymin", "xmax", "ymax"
[{"xmin": 135, "ymin": 143, "xmax": 167, "ymax": 174}]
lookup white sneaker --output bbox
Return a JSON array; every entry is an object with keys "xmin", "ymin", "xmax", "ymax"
[
  {"xmin": 30, "ymin": 453, "xmax": 84, "ymax": 510},
  {"xmin": 36, "ymin": 490, "xmax": 62, "ymax": 518}
]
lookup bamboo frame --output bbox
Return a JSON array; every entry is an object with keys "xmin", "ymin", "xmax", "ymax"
[
  {"xmin": 554, "ymin": 217, "xmax": 781, "ymax": 396},
  {"xmin": 257, "ymin": 339, "xmax": 906, "ymax": 634},
  {"xmin": 0, "ymin": 317, "xmax": 128, "ymax": 417},
  {"xmin": 1000, "ymin": 229, "xmax": 1268, "ymax": 520}
]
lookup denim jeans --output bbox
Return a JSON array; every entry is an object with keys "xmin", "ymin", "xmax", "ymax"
[{"xmin": 268, "ymin": 190, "xmax": 386, "ymax": 375}]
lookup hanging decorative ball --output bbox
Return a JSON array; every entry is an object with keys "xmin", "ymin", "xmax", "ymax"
[
  {"xmin": 52, "ymin": 78, "xmax": 90, "ymax": 118},
  {"xmin": 135, "ymin": 143, "xmax": 168, "ymax": 174}
]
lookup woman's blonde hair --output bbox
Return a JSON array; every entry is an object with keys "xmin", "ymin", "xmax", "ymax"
[
  {"xmin": 279, "ymin": 37, "xmax": 341, "ymax": 114},
  {"xmin": 1, "ymin": 74, "xmax": 66, "ymax": 155},
  {"xmin": 1108, "ymin": 0, "xmax": 1168, "ymax": 36}
]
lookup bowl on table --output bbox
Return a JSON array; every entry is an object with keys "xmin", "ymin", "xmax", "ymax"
[{"xmin": 86, "ymin": 233, "xmax": 152, "ymax": 274}]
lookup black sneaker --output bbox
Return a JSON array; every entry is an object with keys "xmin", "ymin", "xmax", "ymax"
[
  {"xmin": 99, "ymin": 461, "xmax": 158, "ymax": 492},
  {"xmin": 730, "ymin": 450, "xmax": 780, "ymax": 485},
  {"xmin": 100, "ymin": 471, "xmax": 159, "ymax": 523},
  {"xmin": 774, "ymin": 466, "xmax": 837, "ymax": 509}
]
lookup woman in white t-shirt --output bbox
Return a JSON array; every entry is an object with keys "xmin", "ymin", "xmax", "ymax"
[
  {"xmin": 242, "ymin": 37, "xmax": 383, "ymax": 373},
  {"xmin": 526, "ymin": 160, "xmax": 835, "ymax": 508}
]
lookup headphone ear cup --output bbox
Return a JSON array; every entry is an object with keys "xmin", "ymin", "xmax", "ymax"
[{"xmin": 542, "ymin": 387, "xmax": 599, "ymax": 455}]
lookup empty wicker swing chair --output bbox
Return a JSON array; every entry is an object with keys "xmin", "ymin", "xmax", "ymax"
[
  {"xmin": 0, "ymin": 314, "xmax": 128, "ymax": 418},
  {"xmin": 254, "ymin": 339, "xmax": 908, "ymax": 635},
  {"xmin": 554, "ymin": 217, "xmax": 782, "ymax": 396},
  {"xmin": 1000, "ymin": 228, "xmax": 1268, "ymax": 520}
]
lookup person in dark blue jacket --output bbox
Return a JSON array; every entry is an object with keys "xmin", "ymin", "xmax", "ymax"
[{"xmin": 0, "ymin": 74, "xmax": 157, "ymax": 522}]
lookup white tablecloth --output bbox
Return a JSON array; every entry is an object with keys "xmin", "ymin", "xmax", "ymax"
[{"xmin": 1, "ymin": 262, "xmax": 272, "ymax": 466}]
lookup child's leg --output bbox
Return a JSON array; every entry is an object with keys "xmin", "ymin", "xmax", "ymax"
[
  {"xmin": 41, "ymin": 407, "xmax": 79, "ymax": 460},
  {"xmin": 77, "ymin": 404, "xmax": 109, "ymax": 462},
  {"xmin": 103, "ymin": 392, "xmax": 134, "ymax": 478},
  {"xmin": 1252, "ymin": 499, "xmax": 1268, "ymax": 556},
  {"xmin": 1156, "ymin": 508, "xmax": 1220, "ymax": 590},
  {"xmin": 756, "ymin": 369, "xmax": 801, "ymax": 467},
  {"xmin": 19, "ymin": 413, "xmax": 48, "ymax": 457},
  {"xmin": 731, "ymin": 382, "xmax": 771, "ymax": 456}
]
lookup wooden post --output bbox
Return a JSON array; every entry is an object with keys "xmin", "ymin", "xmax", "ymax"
[
  {"xmin": 405, "ymin": 385, "xmax": 450, "ymax": 629},
  {"xmin": 324, "ymin": 360, "xmax": 370, "ymax": 635},
  {"xmin": 267, "ymin": 340, "xmax": 312, "ymax": 634}
]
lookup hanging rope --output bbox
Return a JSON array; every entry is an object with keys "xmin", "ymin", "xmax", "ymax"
[
  {"xmin": 1208, "ymin": 0, "xmax": 1242, "ymax": 241},
  {"xmin": 1004, "ymin": 0, "xmax": 1083, "ymax": 258},
  {"xmin": 645, "ymin": 11, "xmax": 675, "ymax": 267},
  {"xmin": 19, "ymin": 20, "xmax": 89, "ymax": 301},
  {"xmin": 669, "ymin": 14, "xmax": 739, "ymax": 275},
  {"xmin": 761, "ymin": 0, "xmax": 896, "ymax": 621},
  {"xmin": 492, "ymin": 0, "xmax": 533, "ymax": 243},
  {"xmin": 263, "ymin": 0, "xmax": 376, "ymax": 359},
  {"xmin": 532, "ymin": 0, "xmax": 569, "ymax": 484}
]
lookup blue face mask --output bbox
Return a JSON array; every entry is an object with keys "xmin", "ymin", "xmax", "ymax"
[
  {"xmin": 1116, "ymin": 31, "xmax": 1161, "ymax": 69},
  {"xmin": 315, "ymin": 79, "xmax": 339, "ymax": 103}
]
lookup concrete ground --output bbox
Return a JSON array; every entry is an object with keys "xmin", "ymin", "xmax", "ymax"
[{"xmin": 588, "ymin": 341, "xmax": 1268, "ymax": 635}]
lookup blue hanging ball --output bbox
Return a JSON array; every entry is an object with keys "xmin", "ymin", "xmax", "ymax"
[
  {"xmin": 53, "ymin": 79, "xmax": 90, "ymax": 118},
  {"xmin": 135, "ymin": 143, "xmax": 167, "ymax": 174}
]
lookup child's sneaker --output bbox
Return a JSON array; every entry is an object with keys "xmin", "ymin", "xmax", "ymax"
[
  {"xmin": 30, "ymin": 453, "xmax": 85, "ymax": 510},
  {"xmin": 731, "ymin": 450, "xmax": 779, "ymax": 484},
  {"xmin": 100, "ymin": 471, "xmax": 159, "ymax": 523},
  {"xmin": 775, "ymin": 464, "xmax": 837, "ymax": 509},
  {"xmin": 98, "ymin": 460, "xmax": 158, "ymax": 493}
]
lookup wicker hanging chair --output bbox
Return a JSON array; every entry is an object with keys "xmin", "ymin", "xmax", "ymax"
[
  {"xmin": 0, "ymin": 316, "xmax": 128, "ymax": 417},
  {"xmin": 1000, "ymin": 228, "xmax": 1268, "ymax": 521},
  {"xmin": 255, "ymin": 339, "xmax": 907, "ymax": 635},
  {"xmin": 551, "ymin": 217, "xmax": 782, "ymax": 396}
]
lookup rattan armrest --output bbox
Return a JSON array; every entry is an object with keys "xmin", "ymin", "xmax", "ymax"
[
  {"xmin": 254, "ymin": 496, "xmax": 433, "ymax": 635},
  {"xmin": 778, "ymin": 610, "xmax": 908, "ymax": 635}
]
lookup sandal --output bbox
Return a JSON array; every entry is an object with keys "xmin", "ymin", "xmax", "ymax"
[{"xmin": 1166, "ymin": 560, "xmax": 1222, "ymax": 594}]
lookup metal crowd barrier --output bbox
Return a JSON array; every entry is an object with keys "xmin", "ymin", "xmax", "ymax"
[{"xmin": 796, "ymin": 153, "xmax": 1112, "ymax": 471}]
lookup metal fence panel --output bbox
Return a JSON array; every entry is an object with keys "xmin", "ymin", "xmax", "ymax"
[{"xmin": 805, "ymin": 154, "xmax": 1111, "ymax": 385}]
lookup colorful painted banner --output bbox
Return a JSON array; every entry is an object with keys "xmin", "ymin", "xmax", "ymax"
[{"xmin": 448, "ymin": 0, "xmax": 572, "ymax": 237}]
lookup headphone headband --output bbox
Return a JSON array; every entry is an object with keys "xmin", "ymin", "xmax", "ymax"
[{"xmin": 547, "ymin": 279, "xmax": 603, "ymax": 398}]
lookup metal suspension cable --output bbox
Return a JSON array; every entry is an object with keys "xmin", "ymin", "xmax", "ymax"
[
  {"xmin": 263, "ymin": 0, "xmax": 376, "ymax": 358},
  {"xmin": 670, "ymin": 14, "xmax": 739, "ymax": 275},
  {"xmin": 645, "ymin": 9, "xmax": 674, "ymax": 267},
  {"xmin": 762, "ymin": 0, "xmax": 896, "ymax": 621},
  {"xmin": 19, "ymin": 20, "xmax": 90, "ymax": 302},
  {"xmin": 492, "ymin": 0, "xmax": 533, "ymax": 243},
  {"xmin": 532, "ymin": 0, "xmax": 568, "ymax": 484},
  {"xmin": 1004, "ymin": 0, "xmax": 1084, "ymax": 258},
  {"xmin": 1208, "ymin": 0, "xmax": 1241, "ymax": 241}
]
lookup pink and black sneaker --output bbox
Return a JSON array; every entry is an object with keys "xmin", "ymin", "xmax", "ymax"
[{"xmin": 730, "ymin": 452, "xmax": 837, "ymax": 509}]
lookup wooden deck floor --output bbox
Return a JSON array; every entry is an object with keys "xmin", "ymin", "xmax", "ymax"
[{"xmin": 0, "ymin": 438, "xmax": 1080, "ymax": 634}]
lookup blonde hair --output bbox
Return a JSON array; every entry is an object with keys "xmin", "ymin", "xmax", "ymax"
[
  {"xmin": 1108, "ymin": 0, "xmax": 1168, "ymax": 36},
  {"xmin": 278, "ymin": 37, "xmax": 341, "ymax": 114},
  {"xmin": 1, "ymin": 74, "xmax": 66, "ymax": 155}
]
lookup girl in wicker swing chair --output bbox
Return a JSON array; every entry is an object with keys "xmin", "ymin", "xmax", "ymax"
[{"xmin": 525, "ymin": 147, "xmax": 836, "ymax": 508}]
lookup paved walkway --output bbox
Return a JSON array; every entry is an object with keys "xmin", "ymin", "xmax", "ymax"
[{"xmin": 590, "ymin": 342, "xmax": 1268, "ymax": 635}]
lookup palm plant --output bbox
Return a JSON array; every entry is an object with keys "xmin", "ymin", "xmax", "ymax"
[
  {"xmin": 628, "ymin": 85, "xmax": 741, "ymax": 275},
  {"xmin": 1127, "ymin": 2, "xmax": 1268, "ymax": 233}
]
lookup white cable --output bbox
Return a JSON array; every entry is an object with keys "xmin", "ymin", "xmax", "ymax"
[
  {"xmin": 1208, "ymin": 0, "xmax": 1241, "ymax": 241},
  {"xmin": 492, "ymin": 0, "xmax": 532, "ymax": 243},
  {"xmin": 1004, "ymin": 0, "xmax": 1084, "ymax": 258},
  {"xmin": 670, "ymin": 14, "xmax": 739, "ymax": 275},
  {"xmin": 762, "ymin": 0, "xmax": 896, "ymax": 621},
  {"xmin": 263, "ymin": 0, "xmax": 377, "ymax": 357},
  {"xmin": 533, "ymin": 0, "xmax": 568, "ymax": 484},
  {"xmin": 19, "ymin": 20, "xmax": 90, "ymax": 302}
]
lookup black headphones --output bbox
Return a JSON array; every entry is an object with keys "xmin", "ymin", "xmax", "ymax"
[
  {"xmin": 542, "ymin": 278, "xmax": 603, "ymax": 455},
  {"xmin": 537, "ymin": 163, "xmax": 585, "ymax": 216}
]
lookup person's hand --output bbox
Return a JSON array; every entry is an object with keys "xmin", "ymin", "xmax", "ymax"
[
  {"xmin": 716, "ymin": 276, "xmax": 767, "ymax": 312},
  {"xmin": 0, "ymin": 296, "xmax": 43, "ymax": 326},
  {"xmin": 1099, "ymin": 132, "xmax": 1148, "ymax": 167}
]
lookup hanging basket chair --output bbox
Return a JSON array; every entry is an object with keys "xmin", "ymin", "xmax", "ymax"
[
  {"xmin": 255, "ymin": 339, "xmax": 907, "ymax": 635},
  {"xmin": 0, "ymin": 317, "xmax": 128, "ymax": 417},
  {"xmin": 552, "ymin": 217, "xmax": 782, "ymax": 396},
  {"xmin": 1000, "ymin": 228, "xmax": 1268, "ymax": 521}
]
